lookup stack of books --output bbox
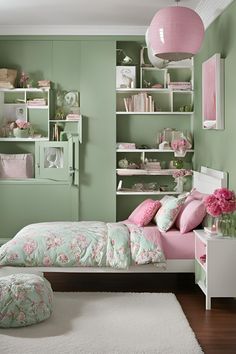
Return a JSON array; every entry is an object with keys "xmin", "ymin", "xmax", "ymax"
[
  {"xmin": 123, "ymin": 92, "xmax": 156, "ymax": 112},
  {"xmin": 38, "ymin": 80, "xmax": 51, "ymax": 88},
  {"xmin": 66, "ymin": 113, "xmax": 80, "ymax": 120},
  {"xmin": 168, "ymin": 82, "xmax": 192, "ymax": 90},
  {"xmin": 27, "ymin": 98, "xmax": 47, "ymax": 106}
]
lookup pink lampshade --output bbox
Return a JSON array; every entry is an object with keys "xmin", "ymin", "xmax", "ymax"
[{"xmin": 148, "ymin": 6, "xmax": 204, "ymax": 61}]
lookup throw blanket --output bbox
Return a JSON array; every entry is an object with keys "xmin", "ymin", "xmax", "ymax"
[{"xmin": 0, "ymin": 221, "xmax": 165, "ymax": 269}]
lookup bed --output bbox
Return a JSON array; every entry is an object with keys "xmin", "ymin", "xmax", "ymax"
[{"xmin": 0, "ymin": 167, "xmax": 227, "ymax": 275}]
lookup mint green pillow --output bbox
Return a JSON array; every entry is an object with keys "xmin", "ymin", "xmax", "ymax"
[
  {"xmin": 0, "ymin": 273, "xmax": 53, "ymax": 328},
  {"xmin": 154, "ymin": 196, "xmax": 186, "ymax": 232}
]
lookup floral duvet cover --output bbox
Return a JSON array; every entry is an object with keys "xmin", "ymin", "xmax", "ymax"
[{"xmin": 0, "ymin": 221, "xmax": 165, "ymax": 269}]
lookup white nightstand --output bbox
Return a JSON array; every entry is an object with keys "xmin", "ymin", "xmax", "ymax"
[{"xmin": 194, "ymin": 229, "xmax": 236, "ymax": 310}]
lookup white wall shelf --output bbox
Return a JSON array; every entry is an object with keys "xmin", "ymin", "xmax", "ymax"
[
  {"xmin": 116, "ymin": 191, "xmax": 179, "ymax": 196},
  {"xmin": 0, "ymin": 137, "xmax": 49, "ymax": 142},
  {"xmin": 116, "ymin": 168, "xmax": 179, "ymax": 176},
  {"xmin": 116, "ymin": 41, "xmax": 194, "ymax": 221},
  {"xmin": 116, "ymin": 112, "xmax": 194, "ymax": 115},
  {"xmin": 116, "ymin": 149, "xmax": 194, "ymax": 153}
]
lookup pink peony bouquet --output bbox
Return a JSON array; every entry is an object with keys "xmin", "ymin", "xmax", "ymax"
[
  {"xmin": 172, "ymin": 169, "xmax": 192, "ymax": 179},
  {"xmin": 171, "ymin": 138, "xmax": 191, "ymax": 152},
  {"xmin": 205, "ymin": 188, "xmax": 236, "ymax": 217},
  {"xmin": 11, "ymin": 119, "xmax": 31, "ymax": 130}
]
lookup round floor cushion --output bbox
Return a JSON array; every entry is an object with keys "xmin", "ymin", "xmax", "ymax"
[{"xmin": 0, "ymin": 273, "xmax": 53, "ymax": 328}]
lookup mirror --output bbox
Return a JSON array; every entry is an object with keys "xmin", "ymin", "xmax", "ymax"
[{"xmin": 202, "ymin": 53, "xmax": 224, "ymax": 130}]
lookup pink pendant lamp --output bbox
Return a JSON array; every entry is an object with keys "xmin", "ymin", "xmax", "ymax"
[{"xmin": 148, "ymin": 0, "xmax": 204, "ymax": 61}]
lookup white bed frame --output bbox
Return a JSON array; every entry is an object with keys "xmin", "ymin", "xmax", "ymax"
[{"xmin": 0, "ymin": 166, "xmax": 227, "ymax": 275}]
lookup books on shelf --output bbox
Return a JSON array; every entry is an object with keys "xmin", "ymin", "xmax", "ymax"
[
  {"xmin": 27, "ymin": 98, "xmax": 47, "ymax": 106},
  {"xmin": 37, "ymin": 80, "xmax": 51, "ymax": 88},
  {"xmin": 116, "ymin": 142, "xmax": 136, "ymax": 149},
  {"xmin": 66, "ymin": 113, "xmax": 80, "ymax": 120},
  {"xmin": 168, "ymin": 82, "xmax": 192, "ymax": 90},
  {"xmin": 123, "ymin": 92, "xmax": 156, "ymax": 112}
]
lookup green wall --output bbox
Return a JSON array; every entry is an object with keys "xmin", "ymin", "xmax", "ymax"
[
  {"xmin": 194, "ymin": 0, "xmax": 236, "ymax": 189},
  {"xmin": 0, "ymin": 36, "xmax": 146, "ymax": 231},
  {"xmin": 0, "ymin": 37, "xmax": 117, "ymax": 226}
]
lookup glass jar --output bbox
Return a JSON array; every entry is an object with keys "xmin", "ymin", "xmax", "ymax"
[
  {"xmin": 217, "ymin": 213, "xmax": 236, "ymax": 237},
  {"xmin": 173, "ymin": 159, "xmax": 184, "ymax": 169}
]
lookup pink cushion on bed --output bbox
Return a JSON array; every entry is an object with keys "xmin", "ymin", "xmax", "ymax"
[
  {"xmin": 187, "ymin": 190, "xmax": 209, "ymax": 202},
  {"xmin": 128, "ymin": 199, "xmax": 161, "ymax": 227},
  {"xmin": 175, "ymin": 199, "xmax": 206, "ymax": 233}
]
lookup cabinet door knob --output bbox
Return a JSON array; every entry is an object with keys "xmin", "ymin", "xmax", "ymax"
[{"xmin": 69, "ymin": 167, "xmax": 75, "ymax": 176}]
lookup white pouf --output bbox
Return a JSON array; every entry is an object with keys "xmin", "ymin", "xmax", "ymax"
[{"xmin": 0, "ymin": 273, "xmax": 53, "ymax": 328}]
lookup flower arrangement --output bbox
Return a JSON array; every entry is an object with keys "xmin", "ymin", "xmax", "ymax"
[
  {"xmin": 19, "ymin": 71, "xmax": 29, "ymax": 88},
  {"xmin": 172, "ymin": 169, "xmax": 192, "ymax": 179},
  {"xmin": 171, "ymin": 138, "xmax": 192, "ymax": 157},
  {"xmin": 172, "ymin": 169, "xmax": 192, "ymax": 193},
  {"xmin": 10, "ymin": 119, "xmax": 31, "ymax": 130},
  {"xmin": 205, "ymin": 188, "xmax": 236, "ymax": 217}
]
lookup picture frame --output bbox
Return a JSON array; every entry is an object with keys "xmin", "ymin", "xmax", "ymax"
[
  {"xmin": 202, "ymin": 53, "xmax": 224, "ymax": 130},
  {"xmin": 64, "ymin": 91, "xmax": 79, "ymax": 107},
  {"xmin": 15, "ymin": 105, "xmax": 27, "ymax": 121},
  {"xmin": 116, "ymin": 66, "xmax": 136, "ymax": 89}
]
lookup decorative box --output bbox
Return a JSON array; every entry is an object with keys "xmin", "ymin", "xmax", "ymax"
[{"xmin": 0, "ymin": 153, "xmax": 34, "ymax": 179}]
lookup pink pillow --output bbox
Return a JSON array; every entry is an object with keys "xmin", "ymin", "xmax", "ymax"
[
  {"xmin": 128, "ymin": 199, "xmax": 161, "ymax": 227},
  {"xmin": 175, "ymin": 199, "xmax": 206, "ymax": 233},
  {"xmin": 187, "ymin": 190, "xmax": 209, "ymax": 202}
]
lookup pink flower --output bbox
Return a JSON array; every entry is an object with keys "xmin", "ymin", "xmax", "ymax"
[
  {"xmin": 171, "ymin": 139, "xmax": 191, "ymax": 152},
  {"xmin": 15, "ymin": 119, "xmax": 30, "ymax": 130},
  {"xmin": 219, "ymin": 199, "xmax": 236, "ymax": 213},
  {"xmin": 23, "ymin": 240, "xmax": 37, "ymax": 255},
  {"xmin": 205, "ymin": 188, "xmax": 236, "ymax": 217},
  {"xmin": 43, "ymin": 256, "xmax": 53, "ymax": 266},
  {"xmin": 17, "ymin": 311, "xmax": 26, "ymax": 321},
  {"xmin": 172, "ymin": 169, "xmax": 192, "ymax": 179},
  {"xmin": 7, "ymin": 253, "xmax": 19, "ymax": 262},
  {"xmin": 214, "ymin": 188, "xmax": 235, "ymax": 201},
  {"xmin": 57, "ymin": 253, "xmax": 69, "ymax": 264}
]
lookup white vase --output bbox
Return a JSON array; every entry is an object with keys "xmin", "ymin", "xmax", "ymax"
[
  {"xmin": 174, "ymin": 177, "xmax": 184, "ymax": 193},
  {"xmin": 174, "ymin": 149, "xmax": 186, "ymax": 157},
  {"xmin": 13, "ymin": 128, "xmax": 29, "ymax": 138}
]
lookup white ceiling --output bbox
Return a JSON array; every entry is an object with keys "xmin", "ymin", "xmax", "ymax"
[{"xmin": 0, "ymin": 0, "xmax": 234, "ymax": 35}]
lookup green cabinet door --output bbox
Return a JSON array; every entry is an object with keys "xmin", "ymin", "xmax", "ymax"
[{"xmin": 35, "ymin": 140, "xmax": 72, "ymax": 181}]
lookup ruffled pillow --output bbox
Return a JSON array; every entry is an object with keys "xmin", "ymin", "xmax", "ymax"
[
  {"xmin": 128, "ymin": 199, "xmax": 161, "ymax": 227},
  {"xmin": 153, "ymin": 196, "xmax": 186, "ymax": 232}
]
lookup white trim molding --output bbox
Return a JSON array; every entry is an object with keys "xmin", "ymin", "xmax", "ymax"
[{"xmin": 0, "ymin": 25, "xmax": 148, "ymax": 36}]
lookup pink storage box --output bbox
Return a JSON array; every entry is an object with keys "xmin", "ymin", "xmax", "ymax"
[{"xmin": 0, "ymin": 153, "xmax": 34, "ymax": 178}]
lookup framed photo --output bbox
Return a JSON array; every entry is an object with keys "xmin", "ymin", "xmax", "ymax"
[
  {"xmin": 64, "ymin": 91, "xmax": 79, "ymax": 107},
  {"xmin": 16, "ymin": 105, "xmax": 27, "ymax": 120},
  {"xmin": 202, "ymin": 53, "xmax": 224, "ymax": 130},
  {"xmin": 116, "ymin": 66, "xmax": 136, "ymax": 89}
]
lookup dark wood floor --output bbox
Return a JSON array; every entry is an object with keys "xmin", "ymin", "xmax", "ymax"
[{"xmin": 45, "ymin": 273, "xmax": 236, "ymax": 354}]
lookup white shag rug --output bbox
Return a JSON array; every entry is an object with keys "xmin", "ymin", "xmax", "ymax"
[{"xmin": 0, "ymin": 292, "xmax": 203, "ymax": 354}]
